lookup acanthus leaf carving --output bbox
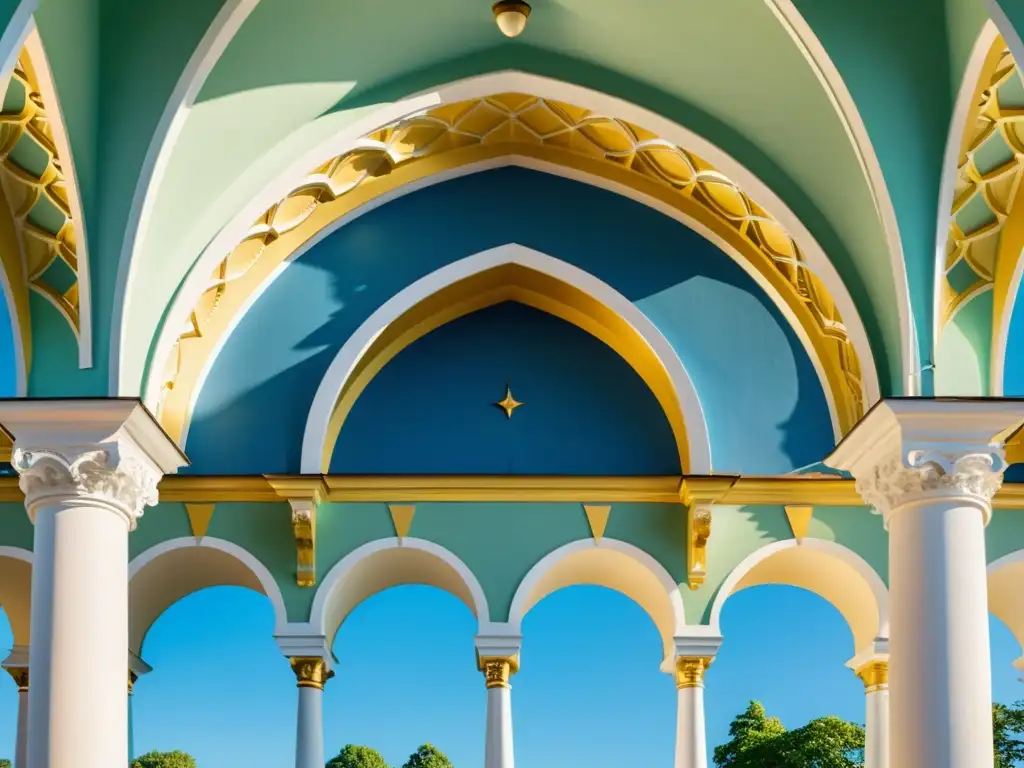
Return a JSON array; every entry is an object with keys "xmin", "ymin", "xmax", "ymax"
[
  {"xmin": 855, "ymin": 445, "xmax": 1005, "ymax": 522},
  {"xmin": 12, "ymin": 445, "xmax": 160, "ymax": 527}
]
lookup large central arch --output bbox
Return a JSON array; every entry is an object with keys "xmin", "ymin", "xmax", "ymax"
[
  {"xmin": 298, "ymin": 244, "xmax": 709, "ymax": 474},
  {"xmin": 142, "ymin": 74, "xmax": 881, "ymax": 448}
]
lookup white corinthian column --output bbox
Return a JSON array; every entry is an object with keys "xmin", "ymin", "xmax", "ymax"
[
  {"xmin": 672, "ymin": 632, "xmax": 721, "ymax": 768},
  {"xmin": 828, "ymin": 399, "xmax": 1024, "ymax": 768},
  {"xmin": 0, "ymin": 400, "xmax": 186, "ymax": 768},
  {"xmin": 476, "ymin": 630, "xmax": 521, "ymax": 768}
]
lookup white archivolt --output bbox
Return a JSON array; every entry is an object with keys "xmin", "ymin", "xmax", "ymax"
[
  {"xmin": 508, "ymin": 537, "xmax": 687, "ymax": 670},
  {"xmin": 309, "ymin": 537, "xmax": 492, "ymax": 644},
  {"xmin": 709, "ymin": 538, "xmax": 890, "ymax": 654},
  {"xmin": 144, "ymin": 71, "xmax": 881, "ymax": 421},
  {"xmin": 128, "ymin": 536, "xmax": 289, "ymax": 653},
  {"xmin": 109, "ymin": 0, "xmax": 261, "ymax": 393},
  {"xmin": 298, "ymin": 242, "xmax": 711, "ymax": 474}
]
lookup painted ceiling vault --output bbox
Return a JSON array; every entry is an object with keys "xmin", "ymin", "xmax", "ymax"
[{"xmin": 0, "ymin": 0, "xmax": 1021, "ymax": 469}]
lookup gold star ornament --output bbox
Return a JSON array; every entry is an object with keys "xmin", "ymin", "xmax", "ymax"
[{"xmin": 495, "ymin": 385, "xmax": 523, "ymax": 418}]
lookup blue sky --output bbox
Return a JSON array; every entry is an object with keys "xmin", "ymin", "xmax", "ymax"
[{"xmin": 0, "ymin": 583, "xmax": 1020, "ymax": 767}]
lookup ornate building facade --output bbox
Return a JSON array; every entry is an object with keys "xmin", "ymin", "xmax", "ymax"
[{"xmin": 0, "ymin": 1, "xmax": 1022, "ymax": 767}]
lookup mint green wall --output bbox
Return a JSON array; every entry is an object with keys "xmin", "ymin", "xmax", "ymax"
[
  {"xmin": 935, "ymin": 291, "xmax": 993, "ymax": 396},
  {"xmin": 986, "ymin": 508, "xmax": 1024, "ymax": 562},
  {"xmin": 687, "ymin": 505, "xmax": 889, "ymax": 625},
  {"xmin": 0, "ymin": 501, "xmax": 32, "ymax": 550}
]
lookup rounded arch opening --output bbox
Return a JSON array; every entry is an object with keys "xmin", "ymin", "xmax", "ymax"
[
  {"xmin": 509, "ymin": 538, "xmax": 686, "ymax": 668},
  {"xmin": 0, "ymin": 547, "xmax": 31, "ymax": 648},
  {"xmin": 128, "ymin": 537, "xmax": 288, "ymax": 656},
  {"xmin": 311, "ymin": 538, "xmax": 490, "ymax": 646},
  {"xmin": 301, "ymin": 244, "xmax": 708, "ymax": 475},
  {"xmin": 709, "ymin": 539, "xmax": 888, "ymax": 655}
]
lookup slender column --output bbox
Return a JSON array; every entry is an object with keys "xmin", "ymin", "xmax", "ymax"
[
  {"xmin": 290, "ymin": 657, "xmax": 331, "ymax": 768},
  {"xmin": 0, "ymin": 400, "xmax": 185, "ymax": 768},
  {"xmin": 479, "ymin": 655, "xmax": 517, "ymax": 768},
  {"xmin": 128, "ymin": 671, "xmax": 138, "ymax": 763},
  {"xmin": 828, "ymin": 400, "xmax": 1024, "ymax": 768},
  {"xmin": 4, "ymin": 665, "xmax": 28, "ymax": 768},
  {"xmin": 855, "ymin": 660, "xmax": 889, "ymax": 768},
  {"xmin": 674, "ymin": 657, "xmax": 710, "ymax": 768}
]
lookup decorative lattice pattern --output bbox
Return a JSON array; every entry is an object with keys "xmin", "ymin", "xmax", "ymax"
[
  {"xmin": 0, "ymin": 54, "xmax": 80, "ymax": 336},
  {"xmin": 156, "ymin": 94, "xmax": 864, "ymax": 435},
  {"xmin": 943, "ymin": 40, "xmax": 1024, "ymax": 327}
]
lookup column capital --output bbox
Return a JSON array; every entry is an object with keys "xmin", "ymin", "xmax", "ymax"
[
  {"xmin": 479, "ymin": 655, "xmax": 519, "ymax": 689},
  {"xmin": 826, "ymin": 398, "xmax": 1024, "ymax": 522},
  {"xmin": 854, "ymin": 659, "xmax": 889, "ymax": 693},
  {"xmin": 0, "ymin": 399, "xmax": 187, "ymax": 528},
  {"xmin": 674, "ymin": 657, "xmax": 711, "ymax": 689},
  {"xmin": 3, "ymin": 664, "xmax": 27, "ymax": 692},
  {"xmin": 289, "ymin": 656, "xmax": 333, "ymax": 690}
]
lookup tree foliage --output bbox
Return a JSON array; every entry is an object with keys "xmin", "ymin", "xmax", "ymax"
[
  {"xmin": 994, "ymin": 701, "xmax": 1024, "ymax": 768},
  {"xmin": 402, "ymin": 743, "xmax": 454, "ymax": 768},
  {"xmin": 327, "ymin": 744, "xmax": 391, "ymax": 768},
  {"xmin": 131, "ymin": 751, "xmax": 197, "ymax": 768},
  {"xmin": 714, "ymin": 701, "xmax": 864, "ymax": 768},
  {"xmin": 0, "ymin": 759, "xmax": 10, "ymax": 768}
]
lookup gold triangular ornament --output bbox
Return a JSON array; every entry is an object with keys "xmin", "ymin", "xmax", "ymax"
[
  {"xmin": 583, "ymin": 505, "xmax": 611, "ymax": 542},
  {"xmin": 389, "ymin": 504, "xmax": 416, "ymax": 538},
  {"xmin": 785, "ymin": 505, "xmax": 813, "ymax": 541},
  {"xmin": 185, "ymin": 503, "xmax": 216, "ymax": 539}
]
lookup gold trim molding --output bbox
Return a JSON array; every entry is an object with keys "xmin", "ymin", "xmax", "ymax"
[
  {"xmin": 854, "ymin": 660, "xmax": 888, "ymax": 694},
  {"xmin": 0, "ymin": 472, "xmax": 1019, "ymax": 507},
  {"xmin": 153, "ymin": 93, "xmax": 865, "ymax": 446}
]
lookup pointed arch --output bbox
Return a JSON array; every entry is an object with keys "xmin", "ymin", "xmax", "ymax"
[
  {"xmin": 144, "ymin": 73, "xmax": 880, "ymax": 448},
  {"xmin": 709, "ymin": 538, "xmax": 889, "ymax": 655},
  {"xmin": 299, "ymin": 243, "xmax": 710, "ymax": 474}
]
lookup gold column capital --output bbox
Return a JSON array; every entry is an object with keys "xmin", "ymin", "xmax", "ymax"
[
  {"xmin": 4, "ymin": 665, "xmax": 27, "ymax": 692},
  {"xmin": 289, "ymin": 656, "xmax": 333, "ymax": 690},
  {"xmin": 675, "ymin": 656, "xmax": 712, "ymax": 689},
  {"xmin": 479, "ymin": 655, "xmax": 519, "ymax": 689},
  {"xmin": 855, "ymin": 660, "xmax": 888, "ymax": 693},
  {"xmin": 128, "ymin": 670, "xmax": 139, "ymax": 695}
]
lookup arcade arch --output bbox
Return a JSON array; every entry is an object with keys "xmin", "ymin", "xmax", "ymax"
[
  {"xmin": 310, "ymin": 538, "xmax": 491, "ymax": 646},
  {"xmin": 128, "ymin": 537, "xmax": 288, "ymax": 656},
  {"xmin": 709, "ymin": 539, "xmax": 889, "ymax": 656},
  {"xmin": 509, "ymin": 538, "xmax": 686, "ymax": 670}
]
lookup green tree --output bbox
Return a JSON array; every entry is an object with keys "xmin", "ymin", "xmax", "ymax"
[
  {"xmin": 131, "ymin": 751, "xmax": 197, "ymax": 768},
  {"xmin": 402, "ymin": 743, "xmax": 453, "ymax": 768},
  {"xmin": 326, "ymin": 744, "xmax": 391, "ymax": 768},
  {"xmin": 714, "ymin": 701, "xmax": 864, "ymax": 768},
  {"xmin": 0, "ymin": 759, "xmax": 11, "ymax": 768},
  {"xmin": 994, "ymin": 701, "xmax": 1024, "ymax": 767},
  {"xmin": 713, "ymin": 701, "xmax": 787, "ymax": 767}
]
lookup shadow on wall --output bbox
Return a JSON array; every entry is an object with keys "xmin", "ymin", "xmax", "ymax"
[{"xmin": 186, "ymin": 169, "xmax": 834, "ymax": 474}]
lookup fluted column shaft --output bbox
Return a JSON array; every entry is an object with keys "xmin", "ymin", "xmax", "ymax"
[
  {"xmin": 674, "ymin": 658, "xmax": 710, "ymax": 768},
  {"xmin": 291, "ymin": 657, "xmax": 331, "ymax": 768}
]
